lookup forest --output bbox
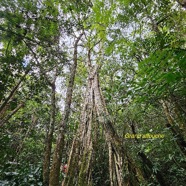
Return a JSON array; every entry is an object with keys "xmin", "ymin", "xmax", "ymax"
[{"xmin": 0, "ymin": 0, "xmax": 186, "ymax": 186}]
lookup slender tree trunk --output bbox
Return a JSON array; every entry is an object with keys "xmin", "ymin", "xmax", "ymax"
[
  {"xmin": 62, "ymin": 138, "xmax": 80, "ymax": 186},
  {"xmin": 130, "ymin": 120, "xmax": 167, "ymax": 185},
  {"xmin": 108, "ymin": 142, "xmax": 114, "ymax": 186},
  {"xmin": 125, "ymin": 153, "xmax": 144, "ymax": 185},
  {"xmin": 49, "ymin": 33, "xmax": 83, "ymax": 186},
  {"xmin": 161, "ymin": 100, "xmax": 186, "ymax": 156},
  {"xmin": 170, "ymin": 95, "xmax": 186, "ymax": 135},
  {"xmin": 0, "ymin": 102, "xmax": 24, "ymax": 126},
  {"xmin": 43, "ymin": 83, "xmax": 56, "ymax": 186},
  {"xmin": 0, "ymin": 68, "xmax": 30, "ymax": 116},
  {"xmin": 138, "ymin": 152, "xmax": 166, "ymax": 186}
]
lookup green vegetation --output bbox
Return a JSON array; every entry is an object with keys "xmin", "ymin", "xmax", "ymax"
[{"xmin": 0, "ymin": 0, "xmax": 186, "ymax": 185}]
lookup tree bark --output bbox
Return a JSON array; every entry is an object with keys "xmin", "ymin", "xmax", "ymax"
[
  {"xmin": 0, "ymin": 68, "xmax": 30, "ymax": 117},
  {"xmin": 108, "ymin": 142, "xmax": 114, "ymax": 186},
  {"xmin": 130, "ymin": 120, "xmax": 167, "ymax": 185},
  {"xmin": 49, "ymin": 33, "xmax": 83, "ymax": 186},
  {"xmin": 161, "ymin": 100, "xmax": 186, "ymax": 156},
  {"xmin": 0, "ymin": 102, "xmax": 24, "ymax": 126},
  {"xmin": 43, "ymin": 82, "xmax": 56, "ymax": 186},
  {"xmin": 62, "ymin": 70, "xmax": 94, "ymax": 186},
  {"xmin": 63, "ymin": 65, "xmax": 124, "ymax": 186}
]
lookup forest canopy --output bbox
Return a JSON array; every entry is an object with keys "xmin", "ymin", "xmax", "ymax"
[{"xmin": 0, "ymin": 0, "xmax": 186, "ymax": 186}]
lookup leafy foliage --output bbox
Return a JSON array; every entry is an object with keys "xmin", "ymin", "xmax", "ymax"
[{"xmin": 1, "ymin": 0, "xmax": 186, "ymax": 185}]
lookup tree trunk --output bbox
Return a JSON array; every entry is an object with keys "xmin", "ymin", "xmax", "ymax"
[
  {"xmin": 161, "ymin": 100, "xmax": 186, "ymax": 156},
  {"xmin": 108, "ymin": 142, "xmax": 114, "ymax": 186},
  {"xmin": 43, "ymin": 83, "xmax": 56, "ymax": 186},
  {"xmin": 49, "ymin": 33, "xmax": 83, "ymax": 186},
  {"xmin": 138, "ymin": 152, "xmax": 166, "ymax": 186},
  {"xmin": 0, "ymin": 68, "xmax": 30, "ymax": 119},
  {"xmin": 63, "ymin": 70, "xmax": 94, "ymax": 186},
  {"xmin": 0, "ymin": 103, "xmax": 24, "ymax": 126},
  {"xmin": 63, "ymin": 64, "xmax": 125, "ymax": 186},
  {"xmin": 130, "ymin": 120, "xmax": 167, "ymax": 185}
]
